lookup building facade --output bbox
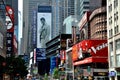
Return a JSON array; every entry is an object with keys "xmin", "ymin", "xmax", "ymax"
[
  {"xmin": 79, "ymin": 0, "xmax": 105, "ymax": 20},
  {"xmin": 107, "ymin": 0, "xmax": 120, "ymax": 79},
  {"xmin": 0, "ymin": 0, "xmax": 6, "ymax": 57},
  {"xmin": 89, "ymin": 6, "xmax": 107, "ymax": 39},
  {"xmin": 51, "ymin": 0, "xmax": 75, "ymax": 38},
  {"xmin": 23, "ymin": 0, "xmax": 51, "ymax": 54}
]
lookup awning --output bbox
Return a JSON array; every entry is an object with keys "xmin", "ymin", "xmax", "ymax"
[{"xmin": 73, "ymin": 57, "xmax": 108, "ymax": 66}]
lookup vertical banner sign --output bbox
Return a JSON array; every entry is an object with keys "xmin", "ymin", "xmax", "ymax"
[
  {"xmin": 6, "ymin": 6, "xmax": 14, "ymax": 57},
  {"xmin": 37, "ymin": 6, "xmax": 51, "ymax": 48},
  {"xmin": 32, "ymin": 10, "xmax": 37, "ymax": 45},
  {"xmin": 50, "ymin": 56, "xmax": 56, "ymax": 74},
  {"xmin": 36, "ymin": 48, "xmax": 46, "ymax": 62}
]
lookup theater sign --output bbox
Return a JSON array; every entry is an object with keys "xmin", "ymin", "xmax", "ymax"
[{"xmin": 72, "ymin": 40, "xmax": 108, "ymax": 65}]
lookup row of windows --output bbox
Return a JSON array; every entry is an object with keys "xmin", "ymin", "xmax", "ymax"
[
  {"xmin": 109, "ymin": 39, "xmax": 120, "ymax": 52},
  {"xmin": 108, "ymin": 0, "xmax": 118, "ymax": 12},
  {"xmin": 109, "ymin": 25, "xmax": 119, "ymax": 37},
  {"xmin": 110, "ymin": 54, "xmax": 120, "ymax": 67},
  {"xmin": 110, "ymin": 38, "xmax": 120, "ymax": 67}
]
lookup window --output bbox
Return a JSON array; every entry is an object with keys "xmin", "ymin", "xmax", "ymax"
[
  {"xmin": 108, "ymin": 4, "xmax": 112, "ymax": 12},
  {"xmin": 110, "ymin": 56, "xmax": 114, "ymax": 67},
  {"xmin": 109, "ymin": 42, "xmax": 113, "ymax": 52},
  {"xmin": 109, "ymin": 16, "xmax": 112, "ymax": 25},
  {"xmin": 115, "ymin": 39, "xmax": 120, "ymax": 50},
  {"xmin": 115, "ymin": 25, "xmax": 119, "ymax": 34},
  {"xmin": 114, "ymin": 0, "xmax": 118, "ymax": 8},
  {"xmin": 114, "ymin": 12, "xmax": 118, "ymax": 21},
  {"xmin": 109, "ymin": 29, "xmax": 113, "ymax": 37},
  {"xmin": 116, "ymin": 12, "xmax": 118, "ymax": 20},
  {"xmin": 116, "ymin": 54, "xmax": 120, "ymax": 66}
]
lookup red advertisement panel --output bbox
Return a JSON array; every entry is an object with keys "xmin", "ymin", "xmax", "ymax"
[
  {"xmin": 72, "ymin": 40, "xmax": 108, "ymax": 62},
  {"xmin": 6, "ymin": 6, "xmax": 14, "ymax": 32}
]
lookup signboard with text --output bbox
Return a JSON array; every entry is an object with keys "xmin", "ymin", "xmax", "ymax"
[
  {"xmin": 72, "ymin": 40, "xmax": 108, "ymax": 65},
  {"xmin": 6, "ymin": 6, "xmax": 14, "ymax": 57},
  {"xmin": 36, "ymin": 48, "xmax": 46, "ymax": 62}
]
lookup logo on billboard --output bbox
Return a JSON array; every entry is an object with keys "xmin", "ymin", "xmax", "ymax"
[{"xmin": 91, "ymin": 43, "xmax": 108, "ymax": 54}]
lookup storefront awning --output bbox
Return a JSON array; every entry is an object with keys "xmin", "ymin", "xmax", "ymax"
[{"xmin": 73, "ymin": 57, "xmax": 108, "ymax": 66}]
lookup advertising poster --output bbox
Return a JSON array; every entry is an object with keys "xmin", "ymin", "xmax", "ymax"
[
  {"xmin": 36, "ymin": 48, "xmax": 46, "ymax": 62},
  {"xmin": 37, "ymin": 6, "xmax": 51, "ymax": 48}
]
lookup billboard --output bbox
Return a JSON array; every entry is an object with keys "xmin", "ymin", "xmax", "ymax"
[
  {"xmin": 6, "ymin": 6, "xmax": 14, "ymax": 57},
  {"xmin": 37, "ymin": 6, "xmax": 51, "ymax": 48},
  {"xmin": 36, "ymin": 48, "xmax": 46, "ymax": 62},
  {"xmin": 72, "ymin": 40, "xmax": 108, "ymax": 62}
]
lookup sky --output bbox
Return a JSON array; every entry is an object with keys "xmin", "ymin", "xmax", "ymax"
[{"xmin": 18, "ymin": 0, "xmax": 23, "ymax": 41}]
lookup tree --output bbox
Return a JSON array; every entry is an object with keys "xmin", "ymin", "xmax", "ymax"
[
  {"xmin": 52, "ymin": 68, "xmax": 60, "ymax": 79},
  {"xmin": 0, "ymin": 56, "xmax": 6, "ymax": 79},
  {"xmin": 4, "ymin": 56, "xmax": 28, "ymax": 79},
  {"xmin": 44, "ymin": 73, "xmax": 48, "ymax": 80}
]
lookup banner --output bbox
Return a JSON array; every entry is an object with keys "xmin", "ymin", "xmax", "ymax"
[
  {"xmin": 36, "ymin": 48, "xmax": 46, "ymax": 62},
  {"xmin": 37, "ymin": 6, "xmax": 51, "ymax": 48},
  {"xmin": 6, "ymin": 6, "xmax": 14, "ymax": 57}
]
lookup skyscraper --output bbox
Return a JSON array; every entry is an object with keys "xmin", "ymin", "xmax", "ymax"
[
  {"xmin": 51, "ymin": 0, "xmax": 75, "ymax": 38},
  {"xmin": 0, "ymin": 0, "xmax": 6, "ymax": 57},
  {"xmin": 23, "ymin": 0, "xmax": 51, "ymax": 54},
  {"xmin": 79, "ymin": 0, "xmax": 106, "ymax": 20}
]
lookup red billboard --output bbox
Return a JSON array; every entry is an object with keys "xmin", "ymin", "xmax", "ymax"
[
  {"xmin": 6, "ymin": 6, "xmax": 14, "ymax": 32},
  {"xmin": 6, "ymin": 6, "xmax": 14, "ymax": 56},
  {"xmin": 72, "ymin": 40, "xmax": 108, "ymax": 65}
]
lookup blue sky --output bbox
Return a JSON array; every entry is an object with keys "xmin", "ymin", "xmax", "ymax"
[{"xmin": 18, "ymin": 0, "xmax": 23, "ymax": 41}]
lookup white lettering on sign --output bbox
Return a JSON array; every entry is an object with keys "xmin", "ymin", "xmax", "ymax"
[{"xmin": 91, "ymin": 43, "xmax": 108, "ymax": 54}]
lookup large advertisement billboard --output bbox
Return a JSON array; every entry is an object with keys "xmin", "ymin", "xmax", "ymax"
[
  {"xmin": 37, "ymin": 6, "xmax": 51, "ymax": 48},
  {"xmin": 72, "ymin": 40, "xmax": 108, "ymax": 64}
]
